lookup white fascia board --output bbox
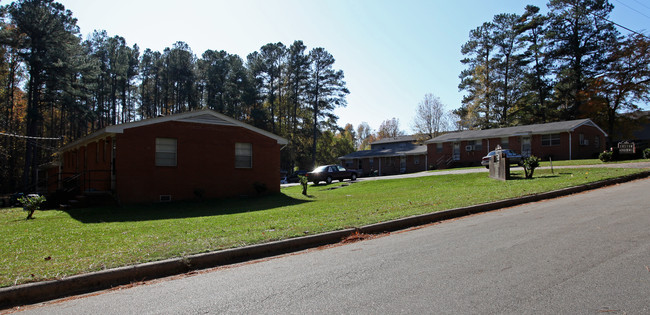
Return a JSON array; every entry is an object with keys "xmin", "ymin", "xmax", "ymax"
[
  {"xmin": 93, "ymin": 110, "xmax": 288, "ymax": 145},
  {"xmin": 571, "ymin": 119, "xmax": 608, "ymax": 137}
]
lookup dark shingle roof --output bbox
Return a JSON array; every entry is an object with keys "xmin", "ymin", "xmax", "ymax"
[
  {"xmin": 425, "ymin": 119, "xmax": 606, "ymax": 144},
  {"xmin": 370, "ymin": 135, "xmax": 417, "ymax": 145},
  {"xmin": 338, "ymin": 145, "xmax": 427, "ymax": 160}
]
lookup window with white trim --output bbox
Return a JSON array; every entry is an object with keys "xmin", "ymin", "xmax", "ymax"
[
  {"xmin": 155, "ymin": 138, "xmax": 177, "ymax": 166},
  {"xmin": 541, "ymin": 134, "xmax": 560, "ymax": 146},
  {"xmin": 235, "ymin": 143, "xmax": 252, "ymax": 168}
]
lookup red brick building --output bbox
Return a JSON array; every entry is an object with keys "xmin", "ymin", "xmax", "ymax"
[
  {"xmin": 425, "ymin": 119, "xmax": 607, "ymax": 169},
  {"xmin": 47, "ymin": 110, "xmax": 287, "ymax": 203},
  {"xmin": 338, "ymin": 135, "xmax": 428, "ymax": 176}
]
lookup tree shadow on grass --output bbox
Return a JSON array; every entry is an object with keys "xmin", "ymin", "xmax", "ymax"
[{"xmin": 63, "ymin": 193, "xmax": 313, "ymax": 223}]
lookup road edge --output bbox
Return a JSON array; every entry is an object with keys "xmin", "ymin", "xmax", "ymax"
[{"xmin": 2, "ymin": 170, "xmax": 649, "ymax": 309}]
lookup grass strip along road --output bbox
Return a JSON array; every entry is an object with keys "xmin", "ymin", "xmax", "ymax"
[{"xmin": 0, "ymin": 167, "xmax": 646, "ymax": 288}]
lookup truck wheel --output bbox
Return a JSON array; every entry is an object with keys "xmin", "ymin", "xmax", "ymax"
[
  {"xmin": 326, "ymin": 176, "xmax": 332, "ymax": 184},
  {"xmin": 351, "ymin": 173, "xmax": 357, "ymax": 180}
]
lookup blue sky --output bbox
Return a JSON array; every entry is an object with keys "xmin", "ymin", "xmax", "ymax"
[{"xmin": 25, "ymin": 0, "xmax": 650, "ymax": 133}]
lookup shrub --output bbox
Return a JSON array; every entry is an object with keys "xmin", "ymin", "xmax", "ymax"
[
  {"xmin": 19, "ymin": 194, "xmax": 46, "ymax": 220},
  {"xmin": 299, "ymin": 175, "xmax": 309, "ymax": 196},
  {"xmin": 644, "ymin": 148, "xmax": 650, "ymax": 159},
  {"xmin": 599, "ymin": 151, "xmax": 613, "ymax": 162},
  {"xmin": 522, "ymin": 155, "xmax": 540, "ymax": 179}
]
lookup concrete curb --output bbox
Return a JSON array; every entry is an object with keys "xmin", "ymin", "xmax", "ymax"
[{"xmin": 2, "ymin": 170, "xmax": 649, "ymax": 309}]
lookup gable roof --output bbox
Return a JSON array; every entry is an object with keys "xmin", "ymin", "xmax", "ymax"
[
  {"xmin": 424, "ymin": 119, "xmax": 607, "ymax": 144},
  {"xmin": 59, "ymin": 109, "xmax": 288, "ymax": 152}
]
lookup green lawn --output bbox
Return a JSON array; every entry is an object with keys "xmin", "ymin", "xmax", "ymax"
[
  {"xmin": 538, "ymin": 158, "xmax": 649, "ymax": 167},
  {"xmin": 0, "ymin": 167, "xmax": 646, "ymax": 288}
]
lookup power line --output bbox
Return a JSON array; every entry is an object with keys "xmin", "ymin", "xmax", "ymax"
[
  {"xmin": 0, "ymin": 132, "xmax": 62, "ymax": 140},
  {"xmin": 630, "ymin": 0, "xmax": 650, "ymax": 11},
  {"xmin": 600, "ymin": 14, "xmax": 650, "ymax": 39},
  {"xmin": 26, "ymin": 139, "xmax": 59, "ymax": 151},
  {"xmin": 615, "ymin": 0, "xmax": 650, "ymax": 21}
]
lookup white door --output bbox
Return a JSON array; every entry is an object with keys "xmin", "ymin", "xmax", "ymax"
[
  {"xmin": 522, "ymin": 136, "xmax": 531, "ymax": 157},
  {"xmin": 453, "ymin": 142, "xmax": 460, "ymax": 161}
]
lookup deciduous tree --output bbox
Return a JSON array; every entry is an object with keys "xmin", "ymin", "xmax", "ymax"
[{"xmin": 412, "ymin": 93, "xmax": 447, "ymax": 141}]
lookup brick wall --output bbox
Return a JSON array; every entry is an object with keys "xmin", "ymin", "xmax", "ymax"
[
  {"xmin": 115, "ymin": 121, "xmax": 281, "ymax": 203},
  {"xmin": 427, "ymin": 124, "xmax": 606, "ymax": 169}
]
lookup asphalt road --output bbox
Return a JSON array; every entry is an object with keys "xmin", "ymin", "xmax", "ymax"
[{"xmin": 18, "ymin": 178, "xmax": 650, "ymax": 314}]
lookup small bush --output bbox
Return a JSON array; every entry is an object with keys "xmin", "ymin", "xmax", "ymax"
[
  {"xmin": 644, "ymin": 148, "xmax": 650, "ymax": 159},
  {"xmin": 298, "ymin": 175, "xmax": 309, "ymax": 196},
  {"xmin": 19, "ymin": 195, "xmax": 46, "ymax": 220},
  {"xmin": 522, "ymin": 156, "xmax": 540, "ymax": 179},
  {"xmin": 599, "ymin": 151, "xmax": 613, "ymax": 162}
]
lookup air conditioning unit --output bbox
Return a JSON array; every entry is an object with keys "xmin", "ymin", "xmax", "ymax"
[
  {"xmin": 465, "ymin": 145, "xmax": 474, "ymax": 151},
  {"xmin": 580, "ymin": 139, "xmax": 589, "ymax": 146}
]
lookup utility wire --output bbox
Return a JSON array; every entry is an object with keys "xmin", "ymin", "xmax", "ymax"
[
  {"xmin": 614, "ymin": 0, "xmax": 650, "ymax": 21},
  {"xmin": 630, "ymin": 0, "xmax": 650, "ymax": 12},
  {"xmin": 0, "ymin": 132, "xmax": 62, "ymax": 140}
]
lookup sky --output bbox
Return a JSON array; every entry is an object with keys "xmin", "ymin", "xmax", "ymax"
[{"xmin": 8, "ymin": 0, "xmax": 650, "ymax": 133}]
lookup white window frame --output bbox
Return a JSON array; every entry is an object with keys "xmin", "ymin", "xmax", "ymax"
[
  {"xmin": 155, "ymin": 138, "xmax": 177, "ymax": 167},
  {"xmin": 235, "ymin": 143, "xmax": 253, "ymax": 169}
]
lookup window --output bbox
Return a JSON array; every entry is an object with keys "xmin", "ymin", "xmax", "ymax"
[
  {"xmin": 594, "ymin": 135, "xmax": 600, "ymax": 148},
  {"xmin": 235, "ymin": 143, "xmax": 252, "ymax": 168},
  {"xmin": 541, "ymin": 134, "xmax": 560, "ymax": 146},
  {"xmin": 474, "ymin": 140, "xmax": 483, "ymax": 151},
  {"xmin": 436, "ymin": 143, "xmax": 443, "ymax": 153},
  {"xmin": 467, "ymin": 140, "xmax": 482, "ymax": 151},
  {"xmin": 501, "ymin": 137, "xmax": 509, "ymax": 149},
  {"xmin": 156, "ymin": 138, "xmax": 177, "ymax": 166},
  {"xmin": 414, "ymin": 156, "xmax": 420, "ymax": 165}
]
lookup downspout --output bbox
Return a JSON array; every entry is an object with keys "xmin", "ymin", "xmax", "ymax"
[{"xmin": 569, "ymin": 132, "xmax": 572, "ymax": 160}]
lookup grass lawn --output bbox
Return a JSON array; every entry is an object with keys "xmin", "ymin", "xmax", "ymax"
[
  {"xmin": 0, "ymin": 167, "xmax": 646, "ymax": 288},
  {"xmin": 538, "ymin": 158, "xmax": 649, "ymax": 167}
]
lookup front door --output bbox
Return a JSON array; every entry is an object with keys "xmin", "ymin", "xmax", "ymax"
[
  {"xmin": 453, "ymin": 142, "xmax": 460, "ymax": 161},
  {"xmin": 521, "ymin": 136, "xmax": 531, "ymax": 157}
]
